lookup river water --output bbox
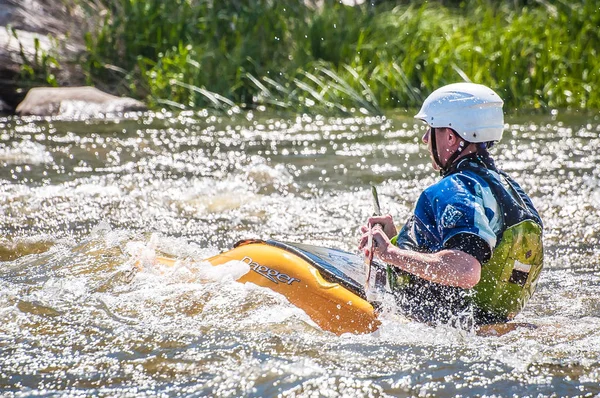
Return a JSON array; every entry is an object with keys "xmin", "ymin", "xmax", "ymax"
[{"xmin": 1, "ymin": 110, "xmax": 599, "ymax": 397}]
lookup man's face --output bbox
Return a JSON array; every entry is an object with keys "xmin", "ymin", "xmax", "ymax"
[{"xmin": 422, "ymin": 127, "xmax": 459, "ymax": 170}]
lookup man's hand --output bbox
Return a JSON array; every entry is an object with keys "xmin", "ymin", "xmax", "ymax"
[
  {"xmin": 358, "ymin": 223, "xmax": 393, "ymax": 260},
  {"xmin": 360, "ymin": 214, "xmax": 398, "ymax": 240}
]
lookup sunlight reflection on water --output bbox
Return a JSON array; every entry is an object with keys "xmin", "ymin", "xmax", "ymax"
[{"xmin": 0, "ymin": 111, "xmax": 599, "ymax": 396}]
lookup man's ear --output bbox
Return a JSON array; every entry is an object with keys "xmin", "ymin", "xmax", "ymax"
[{"xmin": 448, "ymin": 129, "xmax": 462, "ymax": 148}]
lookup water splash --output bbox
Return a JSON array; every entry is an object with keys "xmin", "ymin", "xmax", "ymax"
[{"xmin": 1, "ymin": 112, "xmax": 599, "ymax": 396}]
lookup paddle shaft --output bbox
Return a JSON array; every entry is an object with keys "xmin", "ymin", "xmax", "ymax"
[{"xmin": 364, "ymin": 185, "xmax": 382, "ymax": 290}]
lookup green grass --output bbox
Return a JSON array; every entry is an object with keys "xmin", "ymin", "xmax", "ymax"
[
  {"xmin": 73, "ymin": 0, "xmax": 599, "ymax": 114},
  {"xmin": 10, "ymin": 27, "xmax": 60, "ymax": 88}
]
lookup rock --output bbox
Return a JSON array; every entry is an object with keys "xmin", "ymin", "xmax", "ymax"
[
  {"xmin": 16, "ymin": 86, "xmax": 147, "ymax": 117},
  {"xmin": 0, "ymin": 0, "xmax": 82, "ymax": 37},
  {"xmin": 0, "ymin": 27, "xmax": 59, "ymax": 66},
  {"xmin": 0, "ymin": 97, "xmax": 11, "ymax": 113},
  {"xmin": 0, "ymin": 0, "xmax": 88, "ymax": 110}
]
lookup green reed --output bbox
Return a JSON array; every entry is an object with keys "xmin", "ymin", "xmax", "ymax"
[
  {"xmin": 78, "ymin": 0, "xmax": 599, "ymax": 114},
  {"xmin": 11, "ymin": 27, "xmax": 60, "ymax": 88}
]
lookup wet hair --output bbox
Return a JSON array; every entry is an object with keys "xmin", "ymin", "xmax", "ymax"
[{"xmin": 477, "ymin": 142, "xmax": 495, "ymax": 151}]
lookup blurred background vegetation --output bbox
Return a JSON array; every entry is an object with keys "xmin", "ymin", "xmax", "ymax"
[{"xmin": 48, "ymin": 0, "xmax": 600, "ymax": 113}]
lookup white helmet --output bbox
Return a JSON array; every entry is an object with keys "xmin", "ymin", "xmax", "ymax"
[{"xmin": 415, "ymin": 83, "xmax": 504, "ymax": 143}]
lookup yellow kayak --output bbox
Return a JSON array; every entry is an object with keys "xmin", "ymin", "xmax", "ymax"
[{"xmin": 149, "ymin": 239, "xmax": 381, "ymax": 335}]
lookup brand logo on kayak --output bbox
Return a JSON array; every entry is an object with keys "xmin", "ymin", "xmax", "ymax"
[{"xmin": 242, "ymin": 256, "xmax": 300, "ymax": 285}]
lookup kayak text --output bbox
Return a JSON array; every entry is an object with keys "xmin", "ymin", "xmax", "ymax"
[{"xmin": 242, "ymin": 256, "xmax": 301, "ymax": 285}]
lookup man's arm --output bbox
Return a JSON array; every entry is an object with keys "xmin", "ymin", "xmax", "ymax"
[
  {"xmin": 359, "ymin": 227, "xmax": 481, "ymax": 289},
  {"xmin": 379, "ymin": 244, "xmax": 481, "ymax": 289}
]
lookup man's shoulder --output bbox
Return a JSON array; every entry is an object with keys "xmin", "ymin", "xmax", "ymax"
[{"xmin": 425, "ymin": 171, "xmax": 487, "ymax": 195}]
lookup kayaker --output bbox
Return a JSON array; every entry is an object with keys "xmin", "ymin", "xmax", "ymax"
[{"xmin": 358, "ymin": 82, "xmax": 544, "ymax": 326}]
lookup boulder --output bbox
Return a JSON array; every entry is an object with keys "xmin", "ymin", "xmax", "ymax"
[
  {"xmin": 0, "ymin": 0, "xmax": 89, "ymax": 110},
  {"xmin": 16, "ymin": 86, "xmax": 147, "ymax": 117},
  {"xmin": 0, "ymin": 0, "xmax": 82, "ymax": 37}
]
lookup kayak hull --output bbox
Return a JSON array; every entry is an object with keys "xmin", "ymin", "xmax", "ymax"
[{"xmin": 152, "ymin": 239, "xmax": 380, "ymax": 335}]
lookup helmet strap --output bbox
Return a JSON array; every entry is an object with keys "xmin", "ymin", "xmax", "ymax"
[
  {"xmin": 430, "ymin": 127, "xmax": 444, "ymax": 172},
  {"xmin": 442, "ymin": 140, "xmax": 468, "ymax": 176},
  {"xmin": 430, "ymin": 128, "xmax": 469, "ymax": 176}
]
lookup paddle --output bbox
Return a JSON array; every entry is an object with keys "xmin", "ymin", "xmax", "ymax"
[{"xmin": 364, "ymin": 185, "xmax": 381, "ymax": 293}]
